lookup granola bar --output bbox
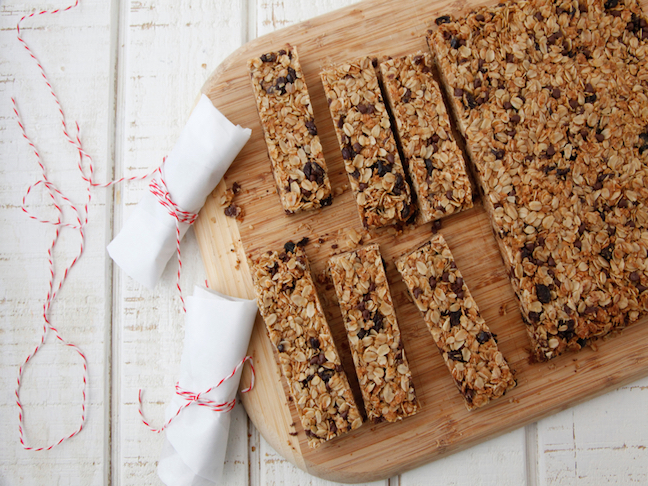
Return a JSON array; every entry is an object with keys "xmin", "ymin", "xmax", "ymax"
[
  {"xmin": 248, "ymin": 46, "xmax": 333, "ymax": 214},
  {"xmin": 250, "ymin": 242, "xmax": 363, "ymax": 448},
  {"xmin": 329, "ymin": 243, "xmax": 419, "ymax": 422},
  {"xmin": 321, "ymin": 57, "xmax": 414, "ymax": 228},
  {"xmin": 380, "ymin": 53, "xmax": 473, "ymax": 222},
  {"xmin": 396, "ymin": 234, "xmax": 516, "ymax": 410},
  {"xmin": 428, "ymin": 0, "xmax": 648, "ymax": 360}
]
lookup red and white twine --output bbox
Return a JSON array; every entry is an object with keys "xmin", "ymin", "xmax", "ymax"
[
  {"xmin": 138, "ymin": 356, "xmax": 255, "ymax": 434},
  {"xmin": 14, "ymin": 0, "xmax": 253, "ymax": 450}
]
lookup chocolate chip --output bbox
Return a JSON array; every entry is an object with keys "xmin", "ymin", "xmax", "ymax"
[
  {"xmin": 595, "ymin": 133, "xmax": 605, "ymax": 142},
  {"xmin": 309, "ymin": 337, "xmax": 320, "ymax": 349},
  {"xmin": 600, "ymin": 244, "xmax": 614, "ymax": 261},
  {"xmin": 552, "ymin": 88, "xmax": 561, "ymax": 99},
  {"xmin": 510, "ymin": 114, "xmax": 521, "ymax": 123},
  {"xmin": 450, "ymin": 36, "xmax": 461, "ymax": 49},
  {"xmin": 341, "ymin": 145, "xmax": 353, "ymax": 160},
  {"xmin": 277, "ymin": 343, "xmax": 284, "ymax": 352},
  {"xmin": 435, "ymin": 15, "xmax": 452, "ymax": 24},
  {"xmin": 585, "ymin": 94, "xmax": 597, "ymax": 104},
  {"xmin": 284, "ymin": 241, "xmax": 296, "ymax": 253},
  {"xmin": 375, "ymin": 160, "xmax": 392, "ymax": 177},
  {"xmin": 604, "ymin": 0, "xmax": 619, "ymax": 9},
  {"xmin": 474, "ymin": 78, "xmax": 482, "ymax": 88},
  {"xmin": 466, "ymin": 92, "xmax": 477, "ymax": 109},
  {"xmin": 401, "ymin": 203, "xmax": 412, "ymax": 221},
  {"xmin": 357, "ymin": 328, "xmax": 367, "ymax": 340},
  {"xmin": 449, "ymin": 310, "xmax": 462, "ymax": 327},
  {"xmin": 318, "ymin": 369, "xmax": 334, "ymax": 383},
  {"xmin": 224, "ymin": 203, "xmax": 241, "ymax": 218},
  {"xmin": 260, "ymin": 52, "xmax": 277, "ymax": 62},
  {"xmin": 387, "ymin": 153, "xmax": 395, "ymax": 164},
  {"xmin": 304, "ymin": 119, "xmax": 317, "ymax": 136},
  {"xmin": 402, "ymin": 88, "xmax": 412, "ymax": 104},
  {"xmin": 429, "ymin": 277, "xmax": 437, "ymax": 289},
  {"xmin": 447, "ymin": 349, "xmax": 464, "ymax": 361},
  {"xmin": 476, "ymin": 330, "xmax": 491, "ymax": 344},
  {"xmin": 503, "ymin": 101, "xmax": 513, "ymax": 110},
  {"xmin": 454, "ymin": 87, "xmax": 463, "ymax": 97},
  {"xmin": 372, "ymin": 314, "xmax": 383, "ymax": 332},
  {"xmin": 353, "ymin": 142, "xmax": 363, "ymax": 153},
  {"xmin": 392, "ymin": 174, "xmax": 404, "ymax": 196},
  {"xmin": 534, "ymin": 12, "xmax": 543, "ymax": 21},
  {"xmin": 413, "ymin": 287, "xmax": 423, "ymax": 298},
  {"xmin": 536, "ymin": 283, "xmax": 552, "ymax": 304},
  {"xmin": 475, "ymin": 13, "xmax": 485, "ymax": 22},
  {"xmin": 630, "ymin": 271, "xmax": 641, "ymax": 282},
  {"xmin": 304, "ymin": 161, "xmax": 325, "ymax": 184},
  {"xmin": 357, "ymin": 103, "xmax": 375, "ymax": 115}
]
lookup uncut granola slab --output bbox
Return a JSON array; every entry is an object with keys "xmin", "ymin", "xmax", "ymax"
[
  {"xmin": 428, "ymin": 0, "xmax": 648, "ymax": 360},
  {"xmin": 248, "ymin": 46, "xmax": 333, "ymax": 214},
  {"xmin": 329, "ymin": 243, "xmax": 419, "ymax": 422},
  {"xmin": 321, "ymin": 57, "xmax": 414, "ymax": 228},
  {"xmin": 250, "ymin": 243, "xmax": 363, "ymax": 448},
  {"xmin": 396, "ymin": 235, "xmax": 516, "ymax": 410},
  {"xmin": 380, "ymin": 53, "xmax": 473, "ymax": 223}
]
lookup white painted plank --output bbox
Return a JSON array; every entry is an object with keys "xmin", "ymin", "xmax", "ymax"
[
  {"xmin": 398, "ymin": 429, "xmax": 528, "ymax": 486},
  {"xmin": 0, "ymin": 0, "xmax": 115, "ymax": 484},
  {"xmin": 256, "ymin": 0, "xmax": 362, "ymax": 38},
  {"xmin": 537, "ymin": 376, "xmax": 648, "ymax": 486},
  {"xmin": 257, "ymin": 435, "xmax": 389, "ymax": 486},
  {"xmin": 112, "ymin": 0, "xmax": 248, "ymax": 484}
]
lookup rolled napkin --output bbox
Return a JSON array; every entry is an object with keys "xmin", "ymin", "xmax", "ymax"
[
  {"xmin": 156, "ymin": 285, "xmax": 258, "ymax": 486},
  {"xmin": 107, "ymin": 94, "xmax": 251, "ymax": 289}
]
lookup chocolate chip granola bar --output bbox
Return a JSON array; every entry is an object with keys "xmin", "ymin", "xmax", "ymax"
[
  {"xmin": 250, "ymin": 242, "xmax": 363, "ymax": 447},
  {"xmin": 321, "ymin": 56, "xmax": 414, "ymax": 228},
  {"xmin": 428, "ymin": 0, "xmax": 648, "ymax": 360},
  {"xmin": 396, "ymin": 234, "xmax": 516, "ymax": 410},
  {"xmin": 248, "ymin": 46, "xmax": 333, "ymax": 214},
  {"xmin": 329, "ymin": 243, "xmax": 419, "ymax": 422},
  {"xmin": 380, "ymin": 53, "xmax": 473, "ymax": 223}
]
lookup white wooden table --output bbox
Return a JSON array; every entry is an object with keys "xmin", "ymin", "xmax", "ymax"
[{"xmin": 1, "ymin": 1, "xmax": 647, "ymax": 484}]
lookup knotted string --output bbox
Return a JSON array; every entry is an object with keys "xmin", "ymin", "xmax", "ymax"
[
  {"xmin": 138, "ymin": 356, "xmax": 255, "ymax": 434},
  {"xmin": 13, "ymin": 0, "xmax": 254, "ymax": 450}
]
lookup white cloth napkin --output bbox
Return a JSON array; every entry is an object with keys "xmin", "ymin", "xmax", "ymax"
[
  {"xmin": 107, "ymin": 94, "xmax": 251, "ymax": 289},
  {"xmin": 157, "ymin": 286, "xmax": 258, "ymax": 486}
]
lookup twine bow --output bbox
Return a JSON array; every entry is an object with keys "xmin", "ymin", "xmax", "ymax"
[{"xmin": 138, "ymin": 356, "xmax": 255, "ymax": 434}]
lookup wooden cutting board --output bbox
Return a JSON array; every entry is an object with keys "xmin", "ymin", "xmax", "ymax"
[{"xmin": 194, "ymin": 0, "xmax": 648, "ymax": 482}]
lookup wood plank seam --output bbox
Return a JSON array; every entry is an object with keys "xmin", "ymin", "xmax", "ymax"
[{"xmin": 110, "ymin": 0, "xmax": 131, "ymax": 483}]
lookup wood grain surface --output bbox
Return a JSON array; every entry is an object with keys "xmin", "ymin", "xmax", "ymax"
[{"xmin": 194, "ymin": 0, "xmax": 648, "ymax": 482}]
